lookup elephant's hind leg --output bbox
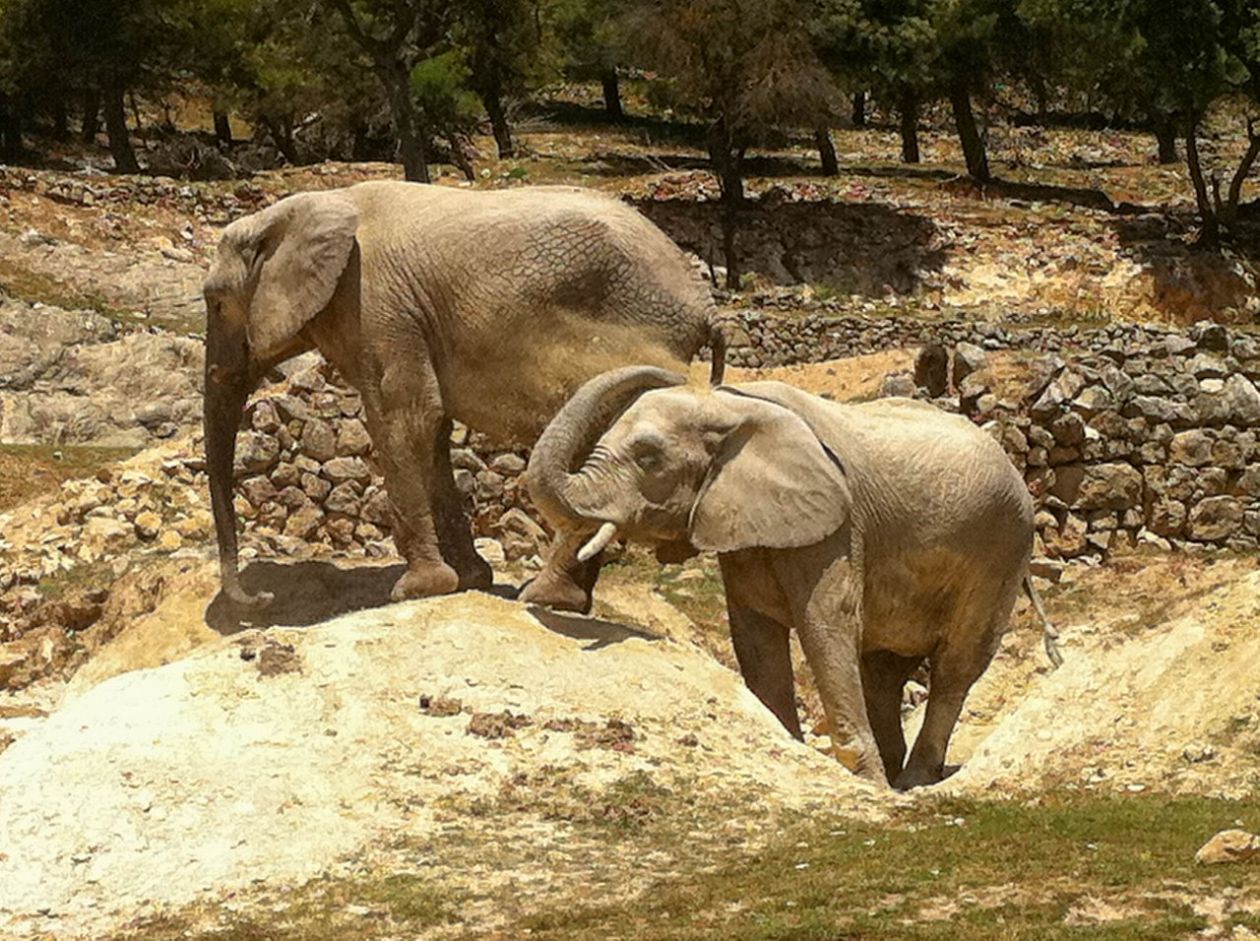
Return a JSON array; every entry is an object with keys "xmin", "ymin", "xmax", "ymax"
[
  {"xmin": 861, "ymin": 651, "xmax": 922, "ymax": 782},
  {"xmin": 896, "ymin": 584, "xmax": 1014, "ymax": 790},
  {"xmin": 431, "ymin": 417, "xmax": 493, "ymax": 591}
]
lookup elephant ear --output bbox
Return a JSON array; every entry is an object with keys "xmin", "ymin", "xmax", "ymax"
[
  {"xmin": 689, "ymin": 394, "xmax": 849, "ymax": 553},
  {"xmin": 246, "ymin": 192, "xmax": 359, "ymax": 360}
]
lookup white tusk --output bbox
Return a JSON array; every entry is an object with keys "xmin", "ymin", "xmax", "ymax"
[{"xmin": 577, "ymin": 522, "xmax": 618, "ymax": 562}]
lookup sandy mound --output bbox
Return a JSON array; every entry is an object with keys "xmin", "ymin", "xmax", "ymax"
[
  {"xmin": 944, "ymin": 565, "xmax": 1260, "ymax": 797},
  {"xmin": 0, "ymin": 590, "xmax": 880, "ymax": 940}
]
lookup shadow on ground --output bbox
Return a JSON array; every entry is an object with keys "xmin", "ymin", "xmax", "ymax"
[
  {"xmin": 203, "ymin": 560, "xmax": 650, "ymax": 651},
  {"xmin": 1107, "ymin": 211, "xmax": 1260, "ymax": 323},
  {"xmin": 525, "ymin": 605, "xmax": 662, "ymax": 651},
  {"xmin": 205, "ymin": 559, "xmax": 521, "ymax": 635},
  {"xmin": 637, "ymin": 197, "xmax": 945, "ymax": 291}
]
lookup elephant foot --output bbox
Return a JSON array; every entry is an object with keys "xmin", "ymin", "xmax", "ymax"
[
  {"xmin": 892, "ymin": 763, "xmax": 945, "ymax": 791},
  {"xmin": 518, "ymin": 572, "xmax": 592, "ymax": 614},
  {"xmin": 391, "ymin": 561, "xmax": 460, "ymax": 602},
  {"xmin": 455, "ymin": 554, "xmax": 494, "ymax": 592}
]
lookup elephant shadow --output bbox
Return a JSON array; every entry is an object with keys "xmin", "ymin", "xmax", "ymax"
[
  {"xmin": 205, "ymin": 559, "xmax": 520, "ymax": 635},
  {"xmin": 204, "ymin": 560, "xmax": 653, "ymax": 653},
  {"xmin": 525, "ymin": 605, "xmax": 663, "ymax": 651}
]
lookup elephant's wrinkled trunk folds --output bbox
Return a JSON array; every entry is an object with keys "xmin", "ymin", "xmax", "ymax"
[
  {"xmin": 204, "ymin": 314, "xmax": 272, "ymax": 609},
  {"xmin": 527, "ymin": 366, "xmax": 685, "ymax": 530}
]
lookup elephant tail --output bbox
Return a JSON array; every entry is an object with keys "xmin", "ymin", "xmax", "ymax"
[
  {"xmin": 1023, "ymin": 574, "xmax": 1063, "ymax": 669},
  {"xmin": 708, "ymin": 321, "xmax": 727, "ymax": 386}
]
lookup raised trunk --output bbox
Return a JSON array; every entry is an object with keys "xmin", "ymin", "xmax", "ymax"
[
  {"xmin": 482, "ymin": 85, "xmax": 515, "ymax": 159},
  {"xmin": 898, "ymin": 88, "xmax": 920, "ymax": 164},
  {"xmin": 102, "ymin": 79, "xmax": 140, "ymax": 174},
  {"xmin": 213, "ymin": 110, "xmax": 233, "ymax": 145},
  {"xmin": 526, "ymin": 366, "xmax": 685, "ymax": 529},
  {"xmin": 815, "ymin": 127, "xmax": 838, "ymax": 176},
  {"xmin": 204, "ymin": 315, "xmax": 269, "ymax": 608},
  {"xmin": 1154, "ymin": 113, "xmax": 1177, "ymax": 164},
  {"xmin": 601, "ymin": 68, "xmax": 623, "ymax": 121},
  {"xmin": 949, "ymin": 80, "xmax": 989, "ymax": 183}
]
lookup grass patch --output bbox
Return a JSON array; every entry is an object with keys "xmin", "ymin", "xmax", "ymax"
[
  {"xmin": 117, "ymin": 871, "xmax": 462, "ymax": 941},
  {"xmin": 514, "ymin": 793, "xmax": 1258, "ymax": 940},
  {"xmin": 0, "ymin": 256, "xmax": 133, "ymax": 323},
  {"xmin": 33, "ymin": 559, "xmax": 116, "ymax": 600},
  {"xmin": 453, "ymin": 766, "xmax": 701, "ymax": 839},
  {"xmin": 0, "ymin": 443, "xmax": 138, "ymax": 513}
]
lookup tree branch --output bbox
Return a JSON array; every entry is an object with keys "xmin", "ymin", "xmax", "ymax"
[{"xmin": 1225, "ymin": 118, "xmax": 1260, "ymax": 222}]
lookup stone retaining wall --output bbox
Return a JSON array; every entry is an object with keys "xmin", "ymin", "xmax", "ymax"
[
  {"xmin": 229, "ymin": 314, "xmax": 1260, "ymax": 566},
  {"xmin": 229, "ymin": 360, "xmax": 545, "ymax": 566}
]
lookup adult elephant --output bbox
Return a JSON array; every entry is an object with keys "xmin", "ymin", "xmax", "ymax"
[
  {"xmin": 203, "ymin": 181, "xmax": 723, "ymax": 611},
  {"xmin": 527, "ymin": 368, "xmax": 1061, "ymax": 789}
]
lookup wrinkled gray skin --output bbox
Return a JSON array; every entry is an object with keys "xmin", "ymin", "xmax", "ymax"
[
  {"xmin": 528, "ymin": 368, "xmax": 1043, "ymax": 789},
  {"xmin": 203, "ymin": 182, "xmax": 721, "ymax": 611}
]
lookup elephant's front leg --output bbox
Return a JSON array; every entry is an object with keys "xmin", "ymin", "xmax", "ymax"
[
  {"xmin": 720, "ymin": 552, "xmax": 802, "ymax": 740},
  {"xmin": 361, "ymin": 359, "xmax": 460, "ymax": 602},
  {"xmin": 774, "ymin": 536, "xmax": 886, "ymax": 787},
  {"xmin": 518, "ymin": 529, "xmax": 603, "ymax": 613}
]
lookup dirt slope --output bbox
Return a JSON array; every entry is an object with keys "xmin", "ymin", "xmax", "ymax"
[{"xmin": 0, "ymin": 590, "xmax": 882, "ymax": 941}]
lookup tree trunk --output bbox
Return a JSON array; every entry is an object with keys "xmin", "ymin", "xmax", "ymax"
[
  {"xmin": 1183, "ymin": 118, "xmax": 1218, "ymax": 245},
  {"xmin": 81, "ymin": 90, "xmax": 101, "ymax": 142},
  {"xmin": 482, "ymin": 85, "xmax": 515, "ymax": 160},
  {"xmin": 383, "ymin": 61, "xmax": 429, "ymax": 183},
  {"xmin": 102, "ymin": 81, "xmax": 140, "ymax": 174},
  {"xmin": 261, "ymin": 116, "xmax": 300, "ymax": 165},
  {"xmin": 351, "ymin": 117, "xmax": 371, "ymax": 161},
  {"xmin": 949, "ymin": 80, "xmax": 989, "ymax": 183},
  {"xmin": 0, "ymin": 95, "xmax": 21, "ymax": 162},
  {"xmin": 1223, "ymin": 123, "xmax": 1260, "ymax": 227},
  {"xmin": 815, "ymin": 126, "xmax": 838, "ymax": 176},
  {"xmin": 601, "ymin": 68, "xmax": 623, "ymax": 121},
  {"xmin": 51, "ymin": 95, "xmax": 68, "ymax": 139},
  {"xmin": 1154, "ymin": 113, "xmax": 1177, "ymax": 164},
  {"xmin": 898, "ymin": 88, "xmax": 920, "ymax": 164},
  {"xmin": 707, "ymin": 122, "xmax": 745, "ymax": 290},
  {"xmin": 851, "ymin": 90, "xmax": 867, "ymax": 128},
  {"xmin": 213, "ymin": 110, "xmax": 233, "ymax": 145}
]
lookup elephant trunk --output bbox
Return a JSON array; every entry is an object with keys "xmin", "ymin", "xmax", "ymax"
[
  {"xmin": 527, "ymin": 366, "xmax": 685, "ymax": 529},
  {"xmin": 204, "ymin": 313, "xmax": 272, "ymax": 608}
]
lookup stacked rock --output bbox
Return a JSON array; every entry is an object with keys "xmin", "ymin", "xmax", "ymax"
[
  {"xmin": 230, "ymin": 359, "xmax": 548, "ymax": 565},
  {"xmin": 905, "ymin": 325, "xmax": 1260, "ymax": 560}
]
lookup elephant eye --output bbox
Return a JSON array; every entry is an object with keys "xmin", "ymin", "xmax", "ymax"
[{"xmin": 631, "ymin": 436, "xmax": 665, "ymax": 471}]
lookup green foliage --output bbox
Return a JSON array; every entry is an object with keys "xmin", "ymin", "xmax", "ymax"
[{"xmin": 410, "ymin": 49, "xmax": 480, "ymax": 132}]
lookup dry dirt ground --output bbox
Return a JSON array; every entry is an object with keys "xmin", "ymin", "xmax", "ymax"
[{"xmin": 2, "ymin": 105, "xmax": 1259, "ymax": 939}]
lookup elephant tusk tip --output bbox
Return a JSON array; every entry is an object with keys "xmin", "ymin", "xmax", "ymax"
[{"xmin": 577, "ymin": 522, "xmax": 618, "ymax": 562}]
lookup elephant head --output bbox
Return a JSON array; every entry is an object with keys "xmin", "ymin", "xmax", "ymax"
[
  {"xmin": 202, "ymin": 191, "xmax": 360, "ymax": 607},
  {"xmin": 527, "ymin": 370, "xmax": 850, "ymax": 561}
]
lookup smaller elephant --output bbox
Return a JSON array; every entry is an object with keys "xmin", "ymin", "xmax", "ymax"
[{"xmin": 527, "ymin": 368, "xmax": 1061, "ymax": 789}]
